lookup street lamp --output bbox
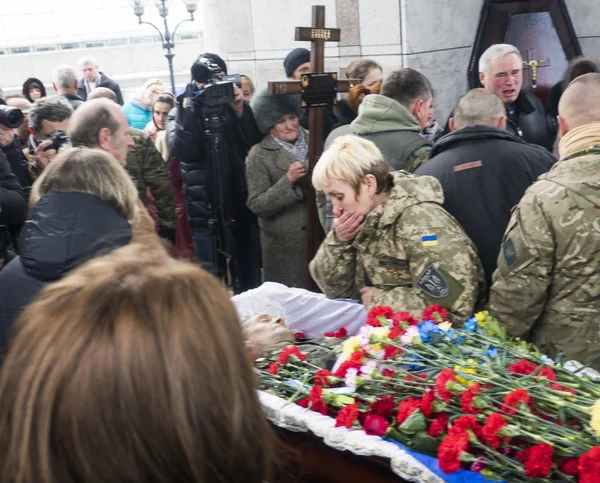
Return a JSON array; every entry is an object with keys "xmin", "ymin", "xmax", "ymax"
[{"xmin": 129, "ymin": 0, "xmax": 199, "ymax": 94}]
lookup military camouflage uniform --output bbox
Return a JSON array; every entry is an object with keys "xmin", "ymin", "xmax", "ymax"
[
  {"xmin": 125, "ymin": 128, "xmax": 176, "ymax": 229},
  {"xmin": 489, "ymin": 147, "xmax": 600, "ymax": 369},
  {"xmin": 310, "ymin": 172, "xmax": 486, "ymax": 323}
]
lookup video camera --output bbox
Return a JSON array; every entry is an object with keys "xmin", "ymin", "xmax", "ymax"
[{"xmin": 187, "ymin": 56, "xmax": 242, "ymax": 107}]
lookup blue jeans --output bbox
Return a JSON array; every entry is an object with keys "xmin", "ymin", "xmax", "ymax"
[{"xmin": 191, "ymin": 226, "xmax": 218, "ymax": 276}]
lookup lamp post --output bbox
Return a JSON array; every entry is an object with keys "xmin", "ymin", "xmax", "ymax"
[{"xmin": 129, "ymin": 0, "xmax": 199, "ymax": 94}]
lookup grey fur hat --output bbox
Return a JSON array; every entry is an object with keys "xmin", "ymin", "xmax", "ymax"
[{"xmin": 251, "ymin": 88, "xmax": 303, "ymax": 133}]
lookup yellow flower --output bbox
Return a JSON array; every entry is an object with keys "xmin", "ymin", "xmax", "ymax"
[
  {"xmin": 370, "ymin": 343, "xmax": 383, "ymax": 354},
  {"xmin": 439, "ymin": 321, "xmax": 452, "ymax": 332},
  {"xmin": 475, "ymin": 311, "xmax": 489, "ymax": 327},
  {"xmin": 454, "ymin": 365, "xmax": 477, "ymax": 386},
  {"xmin": 342, "ymin": 336, "xmax": 360, "ymax": 360},
  {"xmin": 591, "ymin": 399, "xmax": 600, "ymax": 436},
  {"xmin": 373, "ymin": 327, "xmax": 390, "ymax": 339}
]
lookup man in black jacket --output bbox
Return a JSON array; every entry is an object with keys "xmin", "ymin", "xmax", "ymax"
[
  {"xmin": 0, "ymin": 148, "xmax": 27, "ymax": 268},
  {"xmin": 441, "ymin": 44, "xmax": 554, "ymax": 150},
  {"xmin": 415, "ymin": 89, "xmax": 556, "ymax": 289},
  {"xmin": 170, "ymin": 53, "xmax": 262, "ymax": 292},
  {"xmin": 77, "ymin": 56, "xmax": 124, "ymax": 105},
  {"xmin": 0, "ymin": 98, "xmax": 31, "ymax": 189}
]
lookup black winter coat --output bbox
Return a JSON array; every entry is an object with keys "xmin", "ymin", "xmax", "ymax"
[
  {"xmin": 77, "ymin": 72, "xmax": 124, "ymax": 105},
  {"xmin": 441, "ymin": 90, "xmax": 555, "ymax": 150},
  {"xmin": 415, "ymin": 125, "xmax": 556, "ymax": 288},
  {"xmin": 1, "ymin": 137, "xmax": 31, "ymax": 189},
  {"xmin": 0, "ymin": 149, "xmax": 26, "ymax": 227},
  {"xmin": 170, "ymin": 101, "xmax": 263, "ymax": 227},
  {"xmin": 0, "ymin": 192, "xmax": 132, "ymax": 355}
]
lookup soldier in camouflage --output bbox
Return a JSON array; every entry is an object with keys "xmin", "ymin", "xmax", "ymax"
[
  {"xmin": 309, "ymin": 135, "xmax": 485, "ymax": 323},
  {"xmin": 125, "ymin": 128, "xmax": 177, "ymax": 240},
  {"xmin": 489, "ymin": 73, "xmax": 600, "ymax": 369}
]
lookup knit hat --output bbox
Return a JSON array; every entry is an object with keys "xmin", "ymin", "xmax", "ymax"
[
  {"xmin": 197, "ymin": 52, "xmax": 228, "ymax": 75},
  {"xmin": 251, "ymin": 88, "xmax": 303, "ymax": 133},
  {"xmin": 284, "ymin": 48, "xmax": 310, "ymax": 78}
]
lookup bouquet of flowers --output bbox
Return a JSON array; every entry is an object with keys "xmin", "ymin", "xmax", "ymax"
[{"xmin": 257, "ymin": 305, "xmax": 600, "ymax": 482}]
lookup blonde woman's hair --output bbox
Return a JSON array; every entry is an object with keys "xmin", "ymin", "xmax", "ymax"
[
  {"xmin": 0, "ymin": 243, "xmax": 274, "ymax": 483},
  {"xmin": 313, "ymin": 135, "xmax": 393, "ymax": 195},
  {"xmin": 29, "ymin": 147, "xmax": 139, "ymax": 223}
]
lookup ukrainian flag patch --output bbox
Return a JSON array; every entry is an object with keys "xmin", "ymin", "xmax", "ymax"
[{"xmin": 421, "ymin": 235, "xmax": 438, "ymax": 247}]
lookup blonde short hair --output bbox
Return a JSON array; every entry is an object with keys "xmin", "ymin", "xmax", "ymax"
[
  {"xmin": 313, "ymin": 135, "xmax": 392, "ymax": 195},
  {"xmin": 30, "ymin": 147, "xmax": 139, "ymax": 223}
]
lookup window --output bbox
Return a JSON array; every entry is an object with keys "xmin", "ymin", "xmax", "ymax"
[
  {"xmin": 34, "ymin": 45, "xmax": 57, "ymax": 52},
  {"xmin": 61, "ymin": 42, "xmax": 82, "ymax": 50}
]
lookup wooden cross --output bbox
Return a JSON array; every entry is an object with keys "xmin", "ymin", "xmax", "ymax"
[{"xmin": 267, "ymin": 5, "xmax": 359, "ymax": 291}]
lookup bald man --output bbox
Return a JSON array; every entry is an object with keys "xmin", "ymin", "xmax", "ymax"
[
  {"xmin": 415, "ymin": 89, "xmax": 555, "ymax": 287},
  {"xmin": 489, "ymin": 73, "xmax": 600, "ymax": 369},
  {"xmin": 69, "ymin": 97, "xmax": 176, "ymax": 241}
]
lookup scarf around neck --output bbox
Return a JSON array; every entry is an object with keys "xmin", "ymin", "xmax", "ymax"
[
  {"xmin": 271, "ymin": 127, "xmax": 309, "ymax": 165},
  {"xmin": 558, "ymin": 122, "xmax": 600, "ymax": 159}
]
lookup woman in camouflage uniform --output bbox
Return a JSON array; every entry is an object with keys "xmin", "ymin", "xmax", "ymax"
[{"xmin": 310, "ymin": 135, "xmax": 485, "ymax": 323}]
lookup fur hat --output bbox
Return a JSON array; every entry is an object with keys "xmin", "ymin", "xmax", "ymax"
[
  {"xmin": 251, "ymin": 89, "xmax": 303, "ymax": 133},
  {"xmin": 284, "ymin": 48, "xmax": 310, "ymax": 78}
]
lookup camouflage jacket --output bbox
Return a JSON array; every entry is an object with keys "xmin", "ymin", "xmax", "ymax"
[
  {"xmin": 125, "ymin": 128, "xmax": 176, "ymax": 229},
  {"xmin": 489, "ymin": 148, "xmax": 600, "ymax": 369},
  {"xmin": 309, "ymin": 172, "xmax": 486, "ymax": 323}
]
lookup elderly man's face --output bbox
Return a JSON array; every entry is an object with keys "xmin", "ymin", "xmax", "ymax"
[
  {"xmin": 0, "ymin": 123, "xmax": 15, "ymax": 148},
  {"xmin": 244, "ymin": 314, "xmax": 294, "ymax": 360},
  {"xmin": 82, "ymin": 64, "xmax": 99, "ymax": 82},
  {"xmin": 480, "ymin": 53, "xmax": 523, "ymax": 104}
]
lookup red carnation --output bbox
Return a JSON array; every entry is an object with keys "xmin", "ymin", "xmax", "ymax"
[
  {"xmin": 363, "ymin": 415, "xmax": 390, "ymax": 437},
  {"xmin": 439, "ymin": 432, "xmax": 470, "ymax": 473},
  {"xmin": 314, "ymin": 369, "xmax": 331, "ymax": 386},
  {"xmin": 550, "ymin": 383, "xmax": 577, "ymax": 395},
  {"xmin": 428, "ymin": 413, "xmax": 449, "ymax": 437},
  {"xmin": 268, "ymin": 363, "xmax": 280, "ymax": 375},
  {"xmin": 335, "ymin": 328, "xmax": 348, "ymax": 338},
  {"xmin": 297, "ymin": 398, "xmax": 309, "ymax": 408},
  {"xmin": 515, "ymin": 443, "xmax": 553, "ymax": 478},
  {"xmin": 396, "ymin": 397, "xmax": 421, "ymax": 425},
  {"xmin": 278, "ymin": 346, "xmax": 307, "ymax": 364},
  {"xmin": 435, "ymin": 369, "xmax": 457, "ymax": 403},
  {"xmin": 294, "ymin": 332, "xmax": 306, "ymax": 339},
  {"xmin": 449, "ymin": 415, "xmax": 481, "ymax": 438},
  {"xmin": 579, "ymin": 447, "xmax": 600, "ymax": 483},
  {"xmin": 422, "ymin": 304, "xmax": 449, "ymax": 322},
  {"xmin": 501, "ymin": 388, "xmax": 531, "ymax": 414},
  {"xmin": 334, "ymin": 350, "xmax": 367, "ymax": 378},
  {"xmin": 538, "ymin": 366, "xmax": 557, "ymax": 382},
  {"xmin": 481, "ymin": 413, "xmax": 508, "ymax": 449},
  {"xmin": 324, "ymin": 331, "xmax": 335, "ymax": 337},
  {"xmin": 381, "ymin": 368, "xmax": 396, "ymax": 378},
  {"xmin": 558, "ymin": 458, "xmax": 579, "ymax": 476},
  {"xmin": 366, "ymin": 306, "xmax": 393, "ymax": 327},
  {"xmin": 335, "ymin": 403, "xmax": 359, "ymax": 429},
  {"xmin": 308, "ymin": 385, "xmax": 328, "ymax": 415},
  {"xmin": 392, "ymin": 311, "xmax": 419, "ymax": 328},
  {"xmin": 350, "ymin": 349, "xmax": 368, "ymax": 363},
  {"xmin": 461, "ymin": 383, "xmax": 483, "ymax": 414},
  {"xmin": 384, "ymin": 345, "xmax": 403, "ymax": 360},
  {"xmin": 389, "ymin": 326, "xmax": 405, "ymax": 340},
  {"xmin": 507, "ymin": 359, "xmax": 537, "ymax": 376},
  {"xmin": 420, "ymin": 390, "xmax": 435, "ymax": 418},
  {"xmin": 369, "ymin": 395, "xmax": 396, "ymax": 419}
]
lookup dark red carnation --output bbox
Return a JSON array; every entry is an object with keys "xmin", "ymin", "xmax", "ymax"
[
  {"xmin": 538, "ymin": 366, "xmax": 557, "ymax": 382},
  {"xmin": 369, "ymin": 395, "xmax": 396, "ymax": 419},
  {"xmin": 481, "ymin": 413, "xmax": 508, "ymax": 449},
  {"xmin": 389, "ymin": 326, "xmax": 405, "ymax": 340},
  {"xmin": 308, "ymin": 385, "xmax": 328, "ymax": 415},
  {"xmin": 449, "ymin": 415, "xmax": 481, "ymax": 438},
  {"xmin": 422, "ymin": 304, "xmax": 449, "ymax": 322},
  {"xmin": 366, "ymin": 306, "xmax": 393, "ymax": 327},
  {"xmin": 314, "ymin": 369, "xmax": 331, "ymax": 386},
  {"xmin": 439, "ymin": 432, "xmax": 470, "ymax": 473},
  {"xmin": 381, "ymin": 368, "xmax": 396, "ymax": 378},
  {"xmin": 551, "ymin": 383, "xmax": 576, "ymax": 395},
  {"xmin": 558, "ymin": 458, "xmax": 579, "ymax": 476},
  {"xmin": 396, "ymin": 397, "xmax": 421, "ymax": 425},
  {"xmin": 420, "ymin": 390, "xmax": 435, "ymax": 418},
  {"xmin": 428, "ymin": 413, "xmax": 449, "ymax": 437},
  {"xmin": 294, "ymin": 332, "xmax": 306, "ymax": 339},
  {"xmin": 324, "ymin": 331, "xmax": 335, "ymax": 337},
  {"xmin": 435, "ymin": 369, "xmax": 457, "ymax": 403},
  {"xmin": 335, "ymin": 403, "xmax": 359, "ymax": 429},
  {"xmin": 515, "ymin": 443, "xmax": 553, "ymax": 478},
  {"xmin": 335, "ymin": 328, "xmax": 348, "ymax": 338},
  {"xmin": 507, "ymin": 359, "xmax": 537, "ymax": 376},
  {"xmin": 278, "ymin": 346, "xmax": 307, "ymax": 364},
  {"xmin": 579, "ymin": 447, "xmax": 600, "ymax": 483},
  {"xmin": 384, "ymin": 345, "xmax": 403, "ymax": 360},
  {"xmin": 268, "ymin": 363, "xmax": 279, "ymax": 375},
  {"xmin": 297, "ymin": 398, "xmax": 309, "ymax": 408},
  {"xmin": 461, "ymin": 383, "xmax": 483, "ymax": 414},
  {"xmin": 363, "ymin": 415, "xmax": 390, "ymax": 437},
  {"xmin": 334, "ymin": 350, "xmax": 367, "ymax": 378},
  {"xmin": 391, "ymin": 311, "xmax": 418, "ymax": 328},
  {"xmin": 501, "ymin": 388, "xmax": 531, "ymax": 414}
]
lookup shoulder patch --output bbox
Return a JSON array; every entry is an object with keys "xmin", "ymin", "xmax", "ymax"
[
  {"xmin": 502, "ymin": 237, "xmax": 518, "ymax": 269},
  {"xmin": 416, "ymin": 264, "xmax": 449, "ymax": 299}
]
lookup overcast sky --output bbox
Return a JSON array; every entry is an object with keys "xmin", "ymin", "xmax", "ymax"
[{"xmin": 0, "ymin": 0, "xmax": 202, "ymax": 48}]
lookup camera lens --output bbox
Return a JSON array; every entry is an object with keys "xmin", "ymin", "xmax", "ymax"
[{"xmin": 0, "ymin": 106, "xmax": 24, "ymax": 129}]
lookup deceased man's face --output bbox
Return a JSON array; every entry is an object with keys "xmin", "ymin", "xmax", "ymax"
[{"xmin": 244, "ymin": 314, "xmax": 295, "ymax": 360}]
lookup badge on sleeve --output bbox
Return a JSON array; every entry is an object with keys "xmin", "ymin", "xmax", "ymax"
[
  {"xmin": 416, "ymin": 264, "xmax": 449, "ymax": 299},
  {"xmin": 502, "ymin": 238, "xmax": 518, "ymax": 269},
  {"xmin": 421, "ymin": 235, "xmax": 438, "ymax": 247}
]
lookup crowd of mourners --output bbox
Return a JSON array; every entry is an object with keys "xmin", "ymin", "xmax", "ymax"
[{"xmin": 0, "ymin": 42, "xmax": 599, "ymax": 481}]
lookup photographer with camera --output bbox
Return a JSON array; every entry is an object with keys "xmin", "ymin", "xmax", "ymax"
[
  {"xmin": 0, "ymin": 98, "xmax": 31, "ymax": 189},
  {"xmin": 170, "ymin": 53, "xmax": 262, "ymax": 292},
  {"xmin": 24, "ymin": 97, "xmax": 73, "ymax": 180}
]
